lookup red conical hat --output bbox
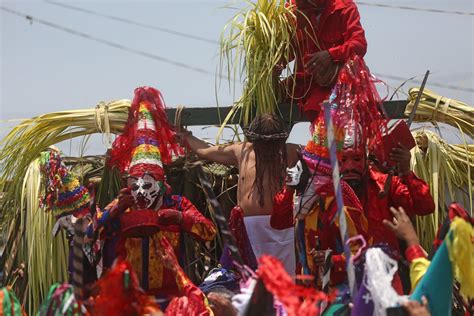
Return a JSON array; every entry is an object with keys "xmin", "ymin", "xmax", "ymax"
[{"xmin": 109, "ymin": 86, "xmax": 182, "ymax": 180}]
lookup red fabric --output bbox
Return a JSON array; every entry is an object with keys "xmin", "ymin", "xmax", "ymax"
[
  {"xmin": 179, "ymin": 197, "xmax": 217, "ymax": 240},
  {"xmin": 93, "ymin": 260, "xmax": 161, "ymax": 315},
  {"xmin": 448, "ymin": 202, "xmax": 473, "ymax": 224},
  {"xmin": 129, "ymin": 164, "xmax": 164, "ymax": 181},
  {"xmin": 405, "ymin": 244, "xmax": 427, "ymax": 263},
  {"xmin": 271, "ymin": 183, "xmax": 368, "ymax": 285},
  {"xmin": 110, "ymin": 195, "xmax": 216, "ymax": 297},
  {"xmin": 362, "ymin": 167, "xmax": 434, "ymax": 255},
  {"xmin": 258, "ymin": 255, "xmax": 332, "ymax": 316},
  {"xmin": 289, "ymin": 0, "xmax": 367, "ymax": 114},
  {"xmin": 159, "ymin": 238, "xmax": 212, "ymax": 316},
  {"xmin": 330, "ymin": 56, "xmax": 389, "ymax": 153},
  {"xmin": 272, "ymin": 166, "xmax": 433, "ymax": 286},
  {"xmin": 271, "ymin": 187, "xmax": 295, "ymax": 230},
  {"xmin": 313, "ymin": 194, "xmax": 367, "ymax": 285},
  {"xmin": 331, "ymin": 254, "xmax": 346, "ymax": 284},
  {"xmin": 400, "ymin": 172, "xmax": 435, "ymax": 216},
  {"xmin": 109, "ymin": 86, "xmax": 183, "ymax": 173},
  {"xmin": 270, "ymin": 175, "xmax": 365, "ymax": 231},
  {"xmin": 228, "ymin": 206, "xmax": 258, "ymax": 269}
]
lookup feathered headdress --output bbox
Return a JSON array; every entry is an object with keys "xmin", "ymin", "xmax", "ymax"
[{"xmin": 109, "ymin": 86, "xmax": 182, "ymax": 180}]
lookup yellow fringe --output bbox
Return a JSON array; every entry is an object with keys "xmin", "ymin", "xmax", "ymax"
[{"xmin": 446, "ymin": 217, "xmax": 474, "ymax": 299}]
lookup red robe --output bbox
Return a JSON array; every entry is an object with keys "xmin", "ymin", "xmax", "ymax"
[
  {"xmin": 271, "ymin": 168, "xmax": 434, "ymax": 290},
  {"xmin": 91, "ymin": 195, "xmax": 217, "ymax": 297},
  {"xmin": 361, "ymin": 167, "xmax": 435, "ymax": 256},
  {"xmin": 289, "ymin": 0, "xmax": 367, "ymax": 117},
  {"xmin": 357, "ymin": 167, "xmax": 434, "ymax": 293},
  {"xmin": 271, "ymin": 183, "xmax": 368, "ymax": 285}
]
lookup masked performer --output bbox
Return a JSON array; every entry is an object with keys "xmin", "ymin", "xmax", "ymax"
[
  {"xmin": 271, "ymin": 114, "xmax": 368, "ymax": 290},
  {"xmin": 278, "ymin": 56, "xmax": 434, "ymax": 293},
  {"xmin": 87, "ymin": 87, "xmax": 216, "ymax": 300}
]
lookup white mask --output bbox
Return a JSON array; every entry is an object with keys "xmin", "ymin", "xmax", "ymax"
[{"xmin": 127, "ymin": 173, "xmax": 162, "ymax": 209}]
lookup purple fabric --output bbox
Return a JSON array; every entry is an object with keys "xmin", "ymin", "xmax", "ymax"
[{"xmin": 351, "ymin": 279, "xmax": 374, "ymax": 316}]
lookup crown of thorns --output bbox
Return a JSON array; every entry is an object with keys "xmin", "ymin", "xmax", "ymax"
[{"xmin": 243, "ymin": 127, "xmax": 289, "ymax": 141}]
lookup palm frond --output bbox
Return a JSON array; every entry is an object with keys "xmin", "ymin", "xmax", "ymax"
[
  {"xmin": 405, "ymin": 88, "xmax": 473, "ymax": 136},
  {"xmin": 411, "ymin": 130, "xmax": 473, "ymax": 250},
  {"xmin": 0, "ymin": 101, "xmax": 130, "ymax": 313},
  {"xmin": 218, "ymin": 0, "xmax": 297, "ymax": 138},
  {"xmin": 0, "ymin": 100, "xmax": 130, "ymax": 228}
]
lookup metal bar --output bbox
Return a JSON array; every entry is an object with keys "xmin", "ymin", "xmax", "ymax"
[{"xmin": 407, "ymin": 70, "xmax": 430, "ymax": 128}]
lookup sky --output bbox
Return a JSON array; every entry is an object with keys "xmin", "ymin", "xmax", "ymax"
[{"xmin": 1, "ymin": 0, "xmax": 473, "ymax": 155}]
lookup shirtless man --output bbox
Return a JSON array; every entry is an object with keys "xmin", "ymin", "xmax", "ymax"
[{"xmin": 178, "ymin": 113, "xmax": 299, "ymax": 274}]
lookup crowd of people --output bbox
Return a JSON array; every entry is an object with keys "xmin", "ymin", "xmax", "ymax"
[{"xmin": 64, "ymin": 81, "xmax": 469, "ymax": 315}]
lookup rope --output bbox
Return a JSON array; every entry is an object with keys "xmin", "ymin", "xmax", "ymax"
[
  {"xmin": 94, "ymin": 102, "xmax": 112, "ymax": 149},
  {"xmin": 175, "ymin": 105, "xmax": 185, "ymax": 133}
]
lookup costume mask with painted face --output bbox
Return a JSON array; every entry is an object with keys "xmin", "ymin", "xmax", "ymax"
[
  {"xmin": 341, "ymin": 122, "xmax": 367, "ymax": 192},
  {"xmin": 127, "ymin": 173, "xmax": 163, "ymax": 210}
]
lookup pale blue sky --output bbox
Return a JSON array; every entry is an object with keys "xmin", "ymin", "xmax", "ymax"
[{"xmin": 1, "ymin": 0, "xmax": 473, "ymax": 155}]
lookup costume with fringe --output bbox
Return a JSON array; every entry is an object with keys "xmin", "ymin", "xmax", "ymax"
[
  {"xmin": 88, "ymin": 87, "xmax": 216, "ymax": 298},
  {"xmin": 89, "ymin": 195, "xmax": 216, "ymax": 296}
]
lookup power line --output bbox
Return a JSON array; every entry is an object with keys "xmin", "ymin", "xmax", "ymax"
[
  {"xmin": 2, "ymin": 7, "xmax": 471, "ymax": 94},
  {"xmin": 1, "ymin": 6, "xmax": 229, "ymax": 80},
  {"xmin": 45, "ymin": 1, "xmax": 220, "ymax": 45},
  {"xmin": 374, "ymin": 72, "xmax": 474, "ymax": 93},
  {"xmin": 356, "ymin": 1, "xmax": 474, "ymax": 16}
]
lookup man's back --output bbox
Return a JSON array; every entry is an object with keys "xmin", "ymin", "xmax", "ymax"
[
  {"xmin": 235, "ymin": 142, "xmax": 299, "ymax": 216},
  {"xmin": 178, "ymin": 121, "xmax": 298, "ymax": 274}
]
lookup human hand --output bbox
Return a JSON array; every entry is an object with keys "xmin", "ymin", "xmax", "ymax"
[
  {"xmin": 157, "ymin": 209, "xmax": 183, "ymax": 226},
  {"xmin": 175, "ymin": 128, "xmax": 192, "ymax": 144},
  {"xmin": 207, "ymin": 292, "xmax": 238, "ymax": 316},
  {"xmin": 390, "ymin": 143, "xmax": 411, "ymax": 175},
  {"xmin": 305, "ymin": 50, "xmax": 331, "ymax": 76},
  {"xmin": 273, "ymin": 63, "xmax": 285, "ymax": 78},
  {"xmin": 294, "ymin": 187, "xmax": 318, "ymax": 219},
  {"xmin": 402, "ymin": 296, "xmax": 431, "ymax": 316},
  {"xmin": 310, "ymin": 249, "xmax": 329, "ymax": 267},
  {"xmin": 383, "ymin": 207, "xmax": 419, "ymax": 246},
  {"xmin": 114, "ymin": 187, "xmax": 134, "ymax": 216}
]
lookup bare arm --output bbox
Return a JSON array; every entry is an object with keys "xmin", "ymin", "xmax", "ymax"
[{"xmin": 179, "ymin": 131, "xmax": 239, "ymax": 166}]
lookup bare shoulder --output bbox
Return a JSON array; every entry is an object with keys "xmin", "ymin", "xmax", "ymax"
[{"xmin": 223, "ymin": 142, "xmax": 245, "ymax": 153}]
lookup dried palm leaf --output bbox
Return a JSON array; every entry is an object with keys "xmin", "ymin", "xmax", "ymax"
[
  {"xmin": 411, "ymin": 130, "xmax": 473, "ymax": 250},
  {"xmin": 0, "ymin": 100, "xmax": 130, "ymax": 227},
  {"xmin": 218, "ymin": 0, "xmax": 297, "ymax": 138},
  {"xmin": 405, "ymin": 88, "xmax": 473, "ymax": 136}
]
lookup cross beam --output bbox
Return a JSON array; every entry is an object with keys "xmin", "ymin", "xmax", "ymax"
[{"xmin": 166, "ymin": 100, "xmax": 408, "ymax": 126}]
